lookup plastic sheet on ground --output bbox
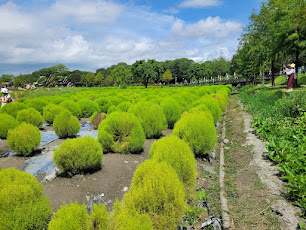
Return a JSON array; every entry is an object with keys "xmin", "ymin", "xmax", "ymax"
[{"xmin": 39, "ymin": 130, "xmax": 58, "ymax": 147}]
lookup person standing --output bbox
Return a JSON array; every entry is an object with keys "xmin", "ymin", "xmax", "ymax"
[
  {"xmin": 283, "ymin": 63, "xmax": 296, "ymax": 92},
  {"xmin": 1, "ymin": 88, "xmax": 12, "ymax": 107}
]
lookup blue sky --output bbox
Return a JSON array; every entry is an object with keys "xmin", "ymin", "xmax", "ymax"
[{"xmin": 0, "ymin": 0, "xmax": 262, "ymax": 75}]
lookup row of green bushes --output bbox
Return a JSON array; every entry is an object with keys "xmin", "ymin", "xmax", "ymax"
[{"xmin": 239, "ymin": 86, "xmax": 306, "ymax": 215}]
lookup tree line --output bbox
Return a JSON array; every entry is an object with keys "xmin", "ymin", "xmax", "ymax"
[
  {"xmin": 1, "ymin": 57, "xmax": 231, "ymax": 88},
  {"xmin": 231, "ymin": 0, "xmax": 306, "ymax": 85}
]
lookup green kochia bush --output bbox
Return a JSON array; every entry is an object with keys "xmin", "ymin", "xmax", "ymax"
[
  {"xmin": 43, "ymin": 104, "xmax": 65, "ymax": 124},
  {"xmin": 0, "ymin": 168, "xmax": 51, "ymax": 230},
  {"xmin": 77, "ymin": 99, "xmax": 99, "ymax": 118},
  {"xmin": 98, "ymin": 112, "xmax": 145, "ymax": 153},
  {"xmin": 173, "ymin": 110, "xmax": 217, "ymax": 157},
  {"xmin": 54, "ymin": 136, "xmax": 103, "ymax": 174},
  {"xmin": 25, "ymin": 98, "xmax": 49, "ymax": 114},
  {"xmin": 123, "ymin": 160, "xmax": 187, "ymax": 230},
  {"xmin": 149, "ymin": 135, "xmax": 197, "ymax": 193},
  {"xmin": 7, "ymin": 123, "xmax": 41, "ymax": 156},
  {"xmin": 161, "ymin": 97, "xmax": 181, "ymax": 128},
  {"xmin": 0, "ymin": 102, "xmax": 27, "ymax": 118},
  {"xmin": 48, "ymin": 202, "xmax": 92, "ymax": 230},
  {"xmin": 91, "ymin": 203, "xmax": 110, "ymax": 230},
  {"xmin": 59, "ymin": 100, "xmax": 82, "ymax": 118},
  {"xmin": 0, "ymin": 113, "xmax": 19, "ymax": 139},
  {"xmin": 192, "ymin": 96, "xmax": 222, "ymax": 124},
  {"xmin": 95, "ymin": 97, "xmax": 113, "ymax": 113},
  {"xmin": 17, "ymin": 108, "xmax": 44, "ymax": 128},
  {"xmin": 53, "ymin": 110, "xmax": 80, "ymax": 138},
  {"xmin": 129, "ymin": 102, "xmax": 166, "ymax": 138}
]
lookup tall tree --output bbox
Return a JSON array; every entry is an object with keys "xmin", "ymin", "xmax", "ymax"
[{"xmin": 162, "ymin": 69, "xmax": 173, "ymax": 84}]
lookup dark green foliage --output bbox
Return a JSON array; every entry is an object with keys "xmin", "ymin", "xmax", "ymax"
[
  {"xmin": 59, "ymin": 100, "xmax": 82, "ymax": 118},
  {"xmin": 129, "ymin": 101, "xmax": 166, "ymax": 138},
  {"xmin": 95, "ymin": 97, "xmax": 113, "ymax": 113},
  {"xmin": 48, "ymin": 202, "xmax": 92, "ymax": 230},
  {"xmin": 98, "ymin": 112, "xmax": 145, "ymax": 153},
  {"xmin": 54, "ymin": 136, "xmax": 103, "ymax": 174},
  {"xmin": 149, "ymin": 135, "xmax": 197, "ymax": 193},
  {"xmin": 25, "ymin": 98, "xmax": 49, "ymax": 114},
  {"xmin": 0, "ymin": 113, "xmax": 19, "ymax": 139},
  {"xmin": 0, "ymin": 168, "xmax": 52, "ymax": 230},
  {"xmin": 53, "ymin": 110, "xmax": 80, "ymax": 138},
  {"xmin": 161, "ymin": 97, "xmax": 181, "ymax": 128},
  {"xmin": 17, "ymin": 108, "xmax": 44, "ymax": 128},
  {"xmin": 123, "ymin": 160, "xmax": 187, "ymax": 229},
  {"xmin": 7, "ymin": 123, "xmax": 41, "ymax": 156},
  {"xmin": 0, "ymin": 102, "xmax": 27, "ymax": 118},
  {"xmin": 43, "ymin": 104, "xmax": 66, "ymax": 124},
  {"xmin": 77, "ymin": 99, "xmax": 99, "ymax": 118},
  {"xmin": 173, "ymin": 110, "xmax": 217, "ymax": 157}
]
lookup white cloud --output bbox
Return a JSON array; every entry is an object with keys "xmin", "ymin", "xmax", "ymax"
[
  {"xmin": 179, "ymin": 0, "xmax": 222, "ymax": 8},
  {"xmin": 171, "ymin": 17, "xmax": 242, "ymax": 38},
  {"xmin": 163, "ymin": 8, "xmax": 179, "ymax": 14}
]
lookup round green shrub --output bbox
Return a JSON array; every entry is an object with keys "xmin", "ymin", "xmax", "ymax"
[
  {"xmin": 212, "ymin": 94, "xmax": 227, "ymax": 112},
  {"xmin": 59, "ymin": 100, "xmax": 82, "ymax": 118},
  {"xmin": 51, "ymin": 96, "xmax": 66, "ymax": 105},
  {"xmin": 25, "ymin": 98, "xmax": 49, "ymax": 114},
  {"xmin": 43, "ymin": 104, "xmax": 66, "ymax": 124},
  {"xmin": 123, "ymin": 160, "xmax": 187, "ymax": 230},
  {"xmin": 0, "ymin": 168, "xmax": 52, "ymax": 230},
  {"xmin": 107, "ymin": 105, "xmax": 120, "ymax": 114},
  {"xmin": 149, "ymin": 135, "xmax": 197, "ymax": 193},
  {"xmin": 161, "ymin": 97, "xmax": 181, "ymax": 129},
  {"xmin": 91, "ymin": 203, "xmax": 110, "ymax": 230},
  {"xmin": 128, "ymin": 102, "xmax": 166, "ymax": 138},
  {"xmin": 117, "ymin": 101, "xmax": 132, "ymax": 112},
  {"xmin": 110, "ymin": 97, "xmax": 123, "ymax": 106},
  {"xmin": 0, "ymin": 113, "xmax": 19, "ymax": 139},
  {"xmin": 173, "ymin": 110, "xmax": 217, "ymax": 157},
  {"xmin": 0, "ymin": 102, "xmax": 27, "ymax": 118},
  {"xmin": 77, "ymin": 99, "xmax": 99, "ymax": 118},
  {"xmin": 48, "ymin": 202, "xmax": 92, "ymax": 230},
  {"xmin": 95, "ymin": 97, "xmax": 113, "ymax": 113},
  {"xmin": 192, "ymin": 96, "xmax": 222, "ymax": 124},
  {"xmin": 54, "ymin": 136, "xmax": 103, "ymax": 174},
  {"xmin": 17, "ymin": 108, "xmax": 44, "ymax": 128},
  {"xmin": 53, "ymin": 110, "xmax": 80, "ymax": 138},
  {"xmin": 98, "ymin": 112, "xmax": 145, "ymax": 153},
  {"xmin": 112, "ymin": 200, "xmax": 153, "ymax": 230},
  {"xmin": 7, "ymin": 123, "xmax": 41, "ymax": 156}
]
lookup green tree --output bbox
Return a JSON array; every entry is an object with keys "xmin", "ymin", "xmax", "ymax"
[
  {"xmin": 131, "ymin": 60, "xmax": 158, "ymax": 88},
  {"xmin": 94, "ymin": 72, "xmax": 104, "ymax": 87},
  {"xmin": 81, "ymin": 72, "xmax": 95, "ymax": 87},
  {"xmin": 13, "ymin": 78, "xmax": 24, "ymax": 88},
  {"xmin": 162, "ymin": 69, "xmax": 173, "ymax": 84},
  {"xmin": 110, "ymin": 64, "xmax": 132, "ymax": 86}
]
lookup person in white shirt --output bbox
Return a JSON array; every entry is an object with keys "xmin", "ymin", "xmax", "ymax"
[
  {"xmin": 283, "ymin": 63, "xmax": 296, "ymax": 92},
  {"xmin": 1, "ymin": 88, "xmax": 12, "ymax": 107}
]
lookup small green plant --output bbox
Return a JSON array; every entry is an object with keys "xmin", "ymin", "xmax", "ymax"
[
  {"xmin": 25, "ymin": 98, "xmax": 49, "ymax": 114},
  {"xmin": 123, "ymin": 160, "xmax": 187, "ymax": 230},
  {"xmin": 0, "ymin": 168, "xmax": 52, "ymax": 230},
  {"xmin": 149, "ymin": 135, "xmax": 197, "ymax": 193},
  {"xmin": 0, "ymin": 113, "xmax": 19, "ymax": 139},
  {"xmin": 98, "ymin": 112, "xmax": 145, "ymax": 153},
  {"xmin": 53, "ymin": 136, "xmax": 103, "ymax": 174},
  {"xmin": 91, "ymin": 203, "xmax": 110, "ymax": 230},
  {"xmin": 95, "ymin": 97, "xmax": 113, "ymax": 113},
  {"xmin": 53, "ymin": 110, "xmax": 80, "ymax": 138},
  {"xmin": 59, "ymin": 100, "xmax": 82, "ymax": 118},
  {"xmin": 77, "ymin": 99, "xmax": 99, "ymax": 118},
  {"xmin": 161, "ymin": 97, "xmax": 181, "ymax": 128},
  {"xmin": 43, "ymin": 104, "xmax": 65, "ymax": 124},
  {"xmin": 117, "ymin": 101, "xmax": 132, "ymax": 112},
  {"xmin": 7, "ymin": 123, "xmax": 41, "ymax": 156},
  {"xmin": 192, "ymin": 96, "xmax": 222, "ymax": 124},
  {"xmin": 0, "ymin": 101, "xmax": 27, "ymax": 118},
  {"xmin": 48, "ymin": 202, "xmax": 93, "ymax": 230},
  {"xmin": 17, "ymin": 108, "xmax": 44, "ymax": 128},
  {"xmin": 173, "ymin": 110, "xmax": 217, "ymax": 157}
]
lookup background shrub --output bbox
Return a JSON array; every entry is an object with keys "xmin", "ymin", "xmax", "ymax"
[
  {"xmin": 123, "ymin": 160, "xmax": 187, "ymax": 230},
  {"xmin": 0, "ymin": 168, "xmax": 51, "ymax": 230},
  {"xmin": 17, "ymin": 108, "xmax": 44, "ymax": 128},
  {"xmin": 98, "ymin": 112, "xmax": 145, "ymax": 153},
  {"xmin": 25, "ymin": 98, "xmax": 49, "ymax": 114},
  {"xmin": 48, "ymin": 202, "xmax": 92, "ymax": 230},
  {"xmin": 59, "ymin": 100, "xmax": 82, "ymax": 118},
  {"xmin": 161, "ymin": 97, "xmax": 181, "ymax": 128},
  {"xmin": 77, "ymin": 99, "xmax": 99, "ymax": 118},
  {"xmin": 192, "ymin": 96, "xmax": 222, "ymax": 124},
  {"xmin": 173, "ymin": 110, "xmax": 217, "ymax": 157},
  {"xmin": 43, "ymin": 104, "xmax": 65, "ymax": 124},
  {"xmin": 95, "ymin": 97, "xmax": 113, "ymax": 113},
  {"xmin": 107, "ymin": 105, "xmax": 120, "ymax": 114},
  {"xmin": 54, "ymin": 136, "xmax": 103, "ymax": 174},
  {"xmin": 117, "ymin": 101, "xmax": 132, "ymax": 112},
  {"xmin": 0, "ymin": 113, "xmax": 19, "ymax": 139},
  {"xmin": 0, "ymin": 102, "xmax": 27, "ymax": 118},
  {"xmin": 129, "ymin": 102, "xmax": 166, "ymax": 138},
  {"xmin": 53, "ymin": 110, "xmax": 80, "ymax": 138},
  {"xmin": 7, "ymin": 123, "xmax": 41, "ymax": 156},
  {"xmin": 149, "ymin": 135, "xmax": 197, "ymax": 193}
]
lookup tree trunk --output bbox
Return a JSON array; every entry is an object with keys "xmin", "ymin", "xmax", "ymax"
[
  {"xmin": 271, "ymin": 60, "xmax": 275, "ymax": 87},
  {"xmin": 294, "ymin": 46, "xmax": 300, "ymax": 88},
  {"xmin": 261, "ymin": 71, "xmax": 264, "ymax": 86}
]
